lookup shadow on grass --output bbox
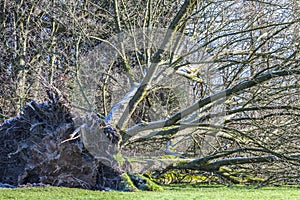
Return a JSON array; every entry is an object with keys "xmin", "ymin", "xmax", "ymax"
[
  {"xmin": 164, "ymin": 183, "xmax": 300, "ymax": 191},
  {"xmin": 164, "ymin": 183, "xmax": 224, "ymax": 190}
]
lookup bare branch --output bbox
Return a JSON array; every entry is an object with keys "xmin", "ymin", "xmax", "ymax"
[{"xmin": 125, "ymin": 69, "xmax": 300, "ymax": 139}]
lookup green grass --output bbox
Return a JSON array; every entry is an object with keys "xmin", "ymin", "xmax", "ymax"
[{"xmin": 0, "ymin": 184, "xmax": 299, "ymax": 200}]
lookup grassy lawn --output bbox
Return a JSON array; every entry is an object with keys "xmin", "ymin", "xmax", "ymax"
[{"xmin": 1, "ymin": 184, "xmax": 299, "ymax": 200}]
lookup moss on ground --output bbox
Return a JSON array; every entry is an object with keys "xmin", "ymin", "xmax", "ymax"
[
  {"xmin": 119, "ymin": 173, "xmax": 163, "ymax": 192},
  {"xmin": 119, "ymin": 173, "xmax": 138, "ymax": 192}
]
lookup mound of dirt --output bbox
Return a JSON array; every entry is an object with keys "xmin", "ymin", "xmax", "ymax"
[{"xmin": 0, "ymin": 91, "xmax": 123, "ymax": 190}]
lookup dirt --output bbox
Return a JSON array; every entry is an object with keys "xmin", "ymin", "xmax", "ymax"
[{"xmin": 0, "ymin": 90, "xmax": 123, "ymax": 190}]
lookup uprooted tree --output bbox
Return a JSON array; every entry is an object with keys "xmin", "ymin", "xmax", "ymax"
[{"xmin": 0, "ymin": 0, "xmax": 300, "ymax": 189}]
